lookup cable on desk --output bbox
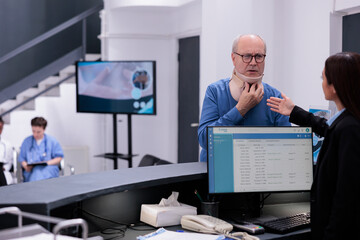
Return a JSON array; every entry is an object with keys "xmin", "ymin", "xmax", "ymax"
[
  {"xmin": 100, "ymin": 226, "xmax": 126, "ymax": 239},
  {"xmin": 78, "ymin": 208, "xmax": 156, "ymax": 239},
  {"xmin": 127, "ymin": 222, "xmax": 157, "ymax": 231},
  {"xmin": 79, "ymin": 208, "xmax": 128, "ymax": 239},
  {"xmin": 260, "ymin": 193, "xmax": 271, "ymax": 209},
  {"xmin": 101, "ymin": 226, "xmax": 127, "ymax": 234},
  {"xmin": 80, "ymin": 208, "xmax": 128, "ymax": 226}
]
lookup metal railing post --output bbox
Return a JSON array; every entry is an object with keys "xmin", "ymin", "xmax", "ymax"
[{"xmin": 82, "ymin": 19, "xmax": 87, "ymax": 60}]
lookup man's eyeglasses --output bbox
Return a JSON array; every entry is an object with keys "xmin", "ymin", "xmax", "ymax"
[{"xmin": 233, "ymin": 52, "xmax": 266, "ymax": 63}]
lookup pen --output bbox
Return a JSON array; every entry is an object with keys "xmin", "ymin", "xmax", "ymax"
[{"xmin": 194, "ymin": 189, "xmax": 203, "ymax": 202}]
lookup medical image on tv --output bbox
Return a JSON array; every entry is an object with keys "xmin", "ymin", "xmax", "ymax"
[{"xmin": 77, "ymin": 61, "xmax": 155, "ymax": 114}]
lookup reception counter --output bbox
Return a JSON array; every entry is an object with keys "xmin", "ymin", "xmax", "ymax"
[
  {"xmin": 0, "ymin": 162, "xmax": 208, "ymax": 229},
  {"xmin": 0, "ymin": 162, "xmax": 310, "ymax": 239}
]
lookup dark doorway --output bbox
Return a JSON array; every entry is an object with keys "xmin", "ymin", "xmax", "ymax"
[
  {"xmin": 343, "ymin": 13, "xmax": 360, "ymax": 53},
  {"xmin": 178, "ymin": 36, "xmax": 200, "ymax": 163}
]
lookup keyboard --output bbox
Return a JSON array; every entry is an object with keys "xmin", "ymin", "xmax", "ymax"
[{"xmin": 260, "ymin": 212, "xmax": 310, "ymax": 234}]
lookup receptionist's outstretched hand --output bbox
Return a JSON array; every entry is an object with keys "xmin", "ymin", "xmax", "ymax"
[{"xmin": 267, "ymin": 92, "xmax": 295, "ymax": 116}]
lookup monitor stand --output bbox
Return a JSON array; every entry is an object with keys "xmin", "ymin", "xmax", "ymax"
[
  {"xmin": 94, "ymin": 114, "xmax": 138, "ymax": 169},
  {"xmin": 219, "ymin": 193, "xmax": 261, "ymax": 221}
]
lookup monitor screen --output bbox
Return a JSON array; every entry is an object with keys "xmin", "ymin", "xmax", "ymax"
[
  {"xmin": 207, "ymin": 126, "xmax": 313, "ymax": 194},
  {"xmin": 76, "ymin": 61, "xmax": 156, "ymax": 115}
]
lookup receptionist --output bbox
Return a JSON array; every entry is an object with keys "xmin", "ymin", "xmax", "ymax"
[{"xmin": 19, "ymin": 117, "xmax": 64, "ymax": 182}]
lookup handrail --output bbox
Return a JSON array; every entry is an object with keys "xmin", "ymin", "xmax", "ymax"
[
  {"xmin": 0, "ymin": 3, "xmax": 103, "ymax": 117},
  {"xmin": 0, "ymin": 73, "xmax": 75, "ymax": 117},
  {"xmin": 0, "ymin": 4, "xmax": 103, "ymax": 65},
  {"xmin": 0, "ymin": 207, "xmax": 22, "ymax": 227},
  {"xmin": 53, "ymin": 218, "xmax": 88, "ymax": 240},
  {"xmin": 0, "ymin": 207, "xmax": 89, "ymax": 239}
]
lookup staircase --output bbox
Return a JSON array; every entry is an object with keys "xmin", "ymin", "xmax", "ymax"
[
  {"xmin": 0, "ymin": 1, "xmax": 103, "ymax": 121},
  {"xmin": 0, "ymin": 54, "xmax": 100, "ymax": 125},
  {"xmin": 0, "ymin": 1, "xmax": 103, "ymax": 125}
]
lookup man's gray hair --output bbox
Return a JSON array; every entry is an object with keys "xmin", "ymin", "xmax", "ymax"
[{"xmin": 232, "ymin": 34, "xmax": 267, "ymax": 54}]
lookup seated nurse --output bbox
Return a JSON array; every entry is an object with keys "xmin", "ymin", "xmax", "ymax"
[{"xmin": 19, "ymin": 117, "xmax": 64, "ymax": 182}]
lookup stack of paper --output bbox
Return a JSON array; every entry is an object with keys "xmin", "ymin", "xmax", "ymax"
[{"xmin": 9, "ymin": 233, "xmax": 81, "ymax": 240}]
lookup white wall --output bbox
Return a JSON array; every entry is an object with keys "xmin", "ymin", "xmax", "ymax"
[
  {"xmin": 100, "ymin": 0, "xmax": 202, "ymax": 166},
  {"xmin": 334, "ymin": 0, "xmax": 360, "ymax": 13},
  {"xmin": 104, "ymin": 38, "xmax": 178, "ymax": 167},
  {"xmin": 201, "ymin": 0, "xmax": 332, "ymax": 113}
]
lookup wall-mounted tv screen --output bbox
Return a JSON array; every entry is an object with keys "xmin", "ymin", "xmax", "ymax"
[{"xmin": 76, "ymin": 61, "xmax": 156, "ymax": 115}]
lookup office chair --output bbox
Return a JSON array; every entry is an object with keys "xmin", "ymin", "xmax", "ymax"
[
  {"xmin": 14, "ymin": 148, "xmax": 23, "ymax": 183},
  {"xmin": 58, "ymin": 158, "xmax": 75, "ymax": 176},
  {"xmin": 138, "ymin": 154, "xmax": 172, "ymax": 167},
  {"xmin": 0, "ymin": 146, "xmax": 17, "ymax": 185},
  {"xmin": 0, "ymin": 163, "xmax": 6, "ymax": 186},
  {"xmin": 59, "ymin": 158, "xmax": 65, "ymax": 176}
]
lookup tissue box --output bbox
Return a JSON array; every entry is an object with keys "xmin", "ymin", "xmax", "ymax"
[{"xmin": 140, "ymin": 203, "xmax": 197, "ymax": 227}]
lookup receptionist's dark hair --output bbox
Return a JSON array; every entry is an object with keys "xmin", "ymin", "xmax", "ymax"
[
  {"xmin": 31, "ymin": 117, "xmax": 47, "ymax": 129},
  {"xmin": 325, "ymin": 52, "xmax": 360, "ymax": 120}
]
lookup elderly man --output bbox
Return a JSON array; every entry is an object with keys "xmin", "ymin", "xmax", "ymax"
[{"xmin": 198, "ymin": 34, "xmax": 290, "ymax": 162}]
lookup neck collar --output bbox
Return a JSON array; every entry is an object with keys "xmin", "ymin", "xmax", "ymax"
[{"xmin": 231, "ymin": 69, "xmax": 245, "ymax": 88}]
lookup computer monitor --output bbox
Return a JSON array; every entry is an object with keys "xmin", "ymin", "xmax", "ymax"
[{"xmin": 207, "ymin": 126, "xmax": 313, "ymax": 194}]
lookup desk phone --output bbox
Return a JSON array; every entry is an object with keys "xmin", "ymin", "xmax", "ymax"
[{"xmin": 181, "ymin": 215, "xmax": 260, "ymax": 240}]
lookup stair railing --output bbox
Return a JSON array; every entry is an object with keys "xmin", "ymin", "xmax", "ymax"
[
  {"xmin": 0, "ymin": 4, "xmax": 103, "ymax": 117},
  {"xmin": 0, "ymin": 73, "xmax": 75, "ymax": 117}
]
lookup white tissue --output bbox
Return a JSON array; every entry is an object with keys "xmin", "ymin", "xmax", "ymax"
[
  {"xmin": 159, "ymin": 191, "xmax": 181, "ymax": 207},
  {"xmin": 140, "ymin": 191, "xmax": 197, "ymax": 227}
]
